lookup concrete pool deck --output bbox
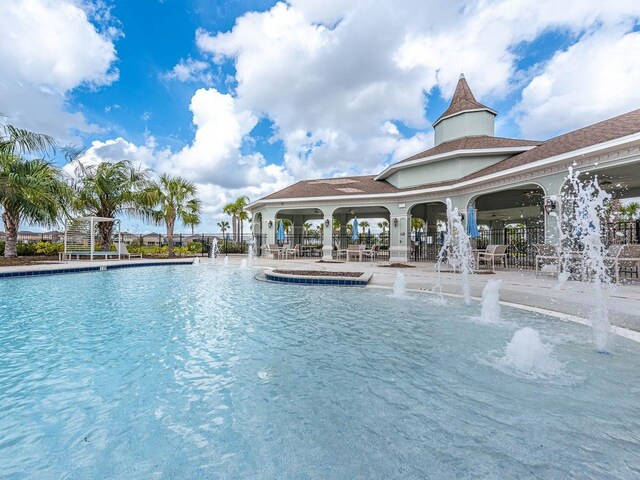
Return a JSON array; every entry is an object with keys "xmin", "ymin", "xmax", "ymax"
[
  {"xmin": 241, "ymin": 256, "xmax": 640, "ymax": 335},
  {"xmin": 3, "ymin": 255, "xmax": 639, "ymax": 335}
]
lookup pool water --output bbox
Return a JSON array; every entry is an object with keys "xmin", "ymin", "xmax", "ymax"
[{"xmin": 1, "ymin": 265, "xmax": 639, "ymax": 478}]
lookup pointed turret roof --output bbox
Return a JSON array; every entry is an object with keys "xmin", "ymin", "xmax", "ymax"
[{"xmin": 433, "ymin": 74, "xmax": 496, "ymax": 127}]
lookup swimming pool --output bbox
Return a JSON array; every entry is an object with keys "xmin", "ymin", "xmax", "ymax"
[{"xmin": 1, "ymin": 265, "xmax": 639, "ymax": 478}]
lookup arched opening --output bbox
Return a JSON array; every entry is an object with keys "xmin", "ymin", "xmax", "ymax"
[
  {"xmin": 560, "ymin": 163, "xmax": 640, "ymax": 247},
  {"xmin": 331, "ymin": 206, "xmax": 391, "ymax": 259},
  {"xmin": 253, "ymin": 212, "xmax": 263, "ymax": 254},
  {"xmin": 409, "ymin": 201, "xmax": 446, "ymax": 262},
  {"xmin": 275, "ymin": 207, "xmax": 325, "ymax": 257},
  {"xmin": 471, "ymin": 184, "xmax": 545, "ymax": 268}
]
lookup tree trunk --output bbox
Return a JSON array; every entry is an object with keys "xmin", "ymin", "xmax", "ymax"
[
  {"xmin": 2, "ymin": 210, "xmax": 20, "ymax": 258},
  {"xmin": 233, "ymin": 215, "xmax": 238, "ymax": 242},
  {"xmin": 99, "ymin": 221, "xmax": 113, "ymax": 251},
  {"xmin": 167, "ymin": 219, "xmax": 175, "ymax": 257}
]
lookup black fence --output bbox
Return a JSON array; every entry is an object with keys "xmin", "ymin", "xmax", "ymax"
[
  {"xmin": 411, "ymin": 226, "xmax": 545, "ymax": 269},
  {"xmin": 601, "ymin": 220, "xmax": 640, "ymax": 246},
  {"xmin": 0, "ymin": 232, "xmax": 63, "ymax": 244},
  {"xmin": 331, "ymin": 233, "xmax": 390, "ymax": 260}
]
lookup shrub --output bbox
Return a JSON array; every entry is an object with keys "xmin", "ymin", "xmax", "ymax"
[
  {"xmin": 34, "ymin": 241, "xmax": 64, "ymax": 256},
  {"xmin": 187, "ymin": 242, "xmax": 203, "ymax": 253}
]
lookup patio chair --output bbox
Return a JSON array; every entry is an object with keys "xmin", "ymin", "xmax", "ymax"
[
  {"xmin": 284, "ymin": 244, "xmax": 300, "ymax": 259},
  {"xmin": 116, "ymin": 242, "xmax": 142, "ymax": 259},
  {"xmin": 477, "ymin": 244, "xmax": 508, "ymax": 271},
  {"xmin": 612, "ymin": 244, "xmax": 640, "ymax": 282},
  {"xmin": 534, "ymin": 243, "xmax": 559, "ymax": 274},
  {"xmin": 262, "ymin": 244, "xmax": 284, "ymax": 259},
  {"xmin": 361, "ymin": 244, "xmax": 380, "ymax": 261}
]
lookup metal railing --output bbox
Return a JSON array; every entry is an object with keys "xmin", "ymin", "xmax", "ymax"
[{"xmin": 411, "ymin": 226, "xmax": 545, "ymax": 269}]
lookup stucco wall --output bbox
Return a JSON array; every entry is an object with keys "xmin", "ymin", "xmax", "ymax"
[
  {"xmin": 386, "ymin": 154, "xmax": 511, "ymax": 189},
  {"xmin": 434, "ymin": 110, "xmax": 495, "ymax": 145}
]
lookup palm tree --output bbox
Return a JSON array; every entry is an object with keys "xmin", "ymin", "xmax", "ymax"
[
  {"xmin": 359, "ymin": 220, "xmax": 369, "ymax": 234},
  {"xmin": 147, "ymin": 174, "xmax": 201, "ymax": 257},
  {"xmin": 217, "ymin": 220, "xmax": 229, "ymax": 238},
  {"xmin": 235, "ymin": 195, "xmax": 250, "ymax": 241},
  {"xmin": 620, "ymin": 202, "xmax": 640, "ymax": 221},
  {"xmin": 411, "ymin": 217, "xmax": 425, "ymax": 232},
  {"xmin": 222, "ymin": 201, "xmax": 238, "ymax": 241},
  {"xmin": 0, "ymin": 154, "xmax": 70, "ymax": 257},
  {"xmin": 73, "ymin": 160, "xmax": 151, "ymax": 249},
  {"xmin": 184, "ymin": 212, "xmax": 200, "ymax": 235},
  {"xmin": 377, "ymin": 221, "xmax": 389, "ymax": 234},
  {"xmin": 1, "ymin": 119, "xmax": 57, "ymax": 157},
  {"xmin": 281, "ymin": 218, "xmax": 292, "ymax": 234},
  {"xmin": 333, "ymin": 218, "xmax": 341, "ymax": 234},
  {"xmin": 303, "ymin": 222, "xmax": 313, "ymax": 233}
]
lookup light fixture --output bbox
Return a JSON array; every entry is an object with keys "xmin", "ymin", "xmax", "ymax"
[
  {"xmin": 392, "ymin": 218, "xmax": 398, "ymax": 228},
  {"xmin": 324, "ymin": 218, "xmax": 330, "ymax": 228},
  {"xmin": 268, "ymin": 220, "xmax": 273, "ymax": 228},
  {"xmin": 544, "ymin": 198, "xmax": 557, "ymax": 215}
]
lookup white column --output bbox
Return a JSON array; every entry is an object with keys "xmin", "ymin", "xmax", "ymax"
[
  {"xmin": 265, "ymin": 217, "xmax": 276, "ymax": 244},
  {"xmin": 389, "ymin": 214, "xmax": 411, "ymax": 262},
  {"xmin": 322, "ymin": 214, "xmax": 333, "ymax": 260}
]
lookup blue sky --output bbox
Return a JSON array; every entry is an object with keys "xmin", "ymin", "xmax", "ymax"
[{"xmin": 2, "ymin": 1, "xmax": 640, "ymax": 232}]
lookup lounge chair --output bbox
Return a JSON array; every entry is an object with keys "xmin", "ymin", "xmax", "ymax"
[
  {"xmin": 116, "ymin": 242, "xmax": 142, "ymax": 259},
  {"xmin": 534, "ymin": 243, "xmax": 559, "ymax": 274},
  {"xmin": 477, "ymin": 244, "xmax": 508, "ymax": 271}
]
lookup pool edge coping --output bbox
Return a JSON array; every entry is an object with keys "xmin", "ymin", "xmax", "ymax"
[
  {"xmin": 0, "ymin": 259, "xmax": 196, "ymax": 278},
  {"xmin": 366, "ymin": 284, "xmax": 640, "ymax": 344}
]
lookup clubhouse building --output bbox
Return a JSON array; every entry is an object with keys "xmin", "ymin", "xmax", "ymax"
[{"xmin": 247, "ymin": 75, "xmax": 640, "ymax": 262}]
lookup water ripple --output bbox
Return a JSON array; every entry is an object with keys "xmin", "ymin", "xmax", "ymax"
[{"xmin": 0, "ymin": 267, "xmax": 639, "ymax": 478}]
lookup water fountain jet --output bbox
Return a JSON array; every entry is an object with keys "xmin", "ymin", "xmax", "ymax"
[
  {"xmin": 558, "ymin": 167, "xmax": 612, "ymax": 352},
  {"xmin": 499, "ymin": 327, "xmax": 561, "ymax": 376},
  {"xmin": 393, "ymin": 270, "xmax": 407, "ymax": 298},
  {"xmin": 480, "ymin": 279, "xmax": 502, "ymax": 323},
  {"xmin": 434, "ymin": 199, "xmax": 475, "ymax": 305}
]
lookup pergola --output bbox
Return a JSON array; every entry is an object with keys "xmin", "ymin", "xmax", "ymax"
[{"xmin": 62, "ymin": 216, "xmax": 122, "ymax": 260}]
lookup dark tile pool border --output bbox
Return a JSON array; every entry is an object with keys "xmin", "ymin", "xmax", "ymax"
[
  {"xmin": 0, "ymin": 261, "xmax": 194, "ymax": 279},
  {"xmin": 264, "ymin": 272, "xmax": 368, "ymax": 286}
]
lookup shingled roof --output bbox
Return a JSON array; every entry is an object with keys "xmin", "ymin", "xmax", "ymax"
[
  {"xmin": 254, "ymin": 108, "xmax": 640, "ymax": 204},
  {"xmin": 260, "ymin": 175, "xmax": 401, "ymax": 200},
  {"xmin": 461, "ymin": 108, "xmax": 640, "ymax": 181},
  {"xmin": 433, "ymin": 74, "xmax": 496, "ymax": 126},
  {"xmin": 397, "ymin": 135, "xmax": 541, "ymax": 164}
]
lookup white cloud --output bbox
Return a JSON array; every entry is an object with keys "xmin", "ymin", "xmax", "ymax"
[
  {"xmin": 515, "ymin": 27, "xmax": 640, "ymax": 138},
  {"xmin": 74, "ymin": 88, "xmax": 295, "ymax": 231},
  {"xmin": 163, "ymin": 57, "xmax": 214, "ymax": 84},
  {"xmin": 0, "ymin": 0, "xmax": 119, "ymax": 141},
  {"xmin": 193, "ymin": 0, "xmax": 640, "ymax": 179}
]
